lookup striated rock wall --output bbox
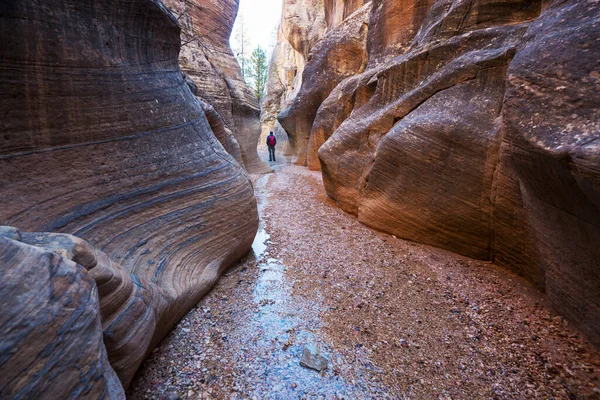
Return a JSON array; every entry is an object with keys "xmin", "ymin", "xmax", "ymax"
[
  {"xmin": 261, "ymin": 24, "xmax": 304, "ymax": 157},
  {"xmin": 279, "ymin": 3, "xmax": 372, "ymax": 166},
  {"xmin": 0, "ymin": 0, "xmax": 258, "ymax": 395},
  {"xmin": 164, "ymin": 0, "xmax": 270, "ymax": 173},
  {"xmin": 267, "ymin": 0, "xmax": 600, "ymax": 346},
  {"xmin": 0, "ymin": 232, "xmax": 125, "ymax": 399},
  {"xmin": 497, "ymin": 0, "xmax": 600, "ymax": 345},
  {"xmin": 262, "ymin": 0, "xmax": 368, "ymax": 162}
]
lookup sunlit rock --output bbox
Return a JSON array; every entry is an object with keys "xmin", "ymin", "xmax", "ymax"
[
  {"xmin": 279, "ymin": 3, "xmax": 372, "ymax": 166},
  {"xmin": 267, "ymin": 0, "xmax": 600, "ymax": 346},
  {"xmin": 164, "ymin": 0, "xmax": 270, "ymax": 173}
]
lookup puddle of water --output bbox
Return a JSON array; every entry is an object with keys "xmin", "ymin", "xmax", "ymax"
[
  {"xmin": 225, "ymin": 176, "xmax": 356, "ymax": 399},
  {"xmin": 128, "ymin": 169, "xmax": 394, "ymax": 400},
  {"xmin": 251, "ymin": 227, "xmax": 269, "ymax": 259}
]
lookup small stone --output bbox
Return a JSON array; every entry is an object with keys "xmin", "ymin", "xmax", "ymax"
[
  {"xmin": 300, "ymin": 347, "xmax": 328, "ymax": 372},
  {"xmin": 166, "ymin": 392, "xmax": 181, "ymax": 400},
  {"xmin": 290, "ymin": 383, "xmax": 297, "ymax": 389}
]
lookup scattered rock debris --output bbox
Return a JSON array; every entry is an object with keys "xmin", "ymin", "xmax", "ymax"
[{"xmin": 128, "ymin": 162, "xmax": 600, "ymax": 400}]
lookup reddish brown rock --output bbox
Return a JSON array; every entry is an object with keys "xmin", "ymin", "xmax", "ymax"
[
  {"xmin": 0, "ymin": 235, "xmax": 124, "ymax": 399},
  {"xmin": 198, "ymin": 98, "xmax": 244, "ymax": 166},
  {"xmin": 268, "ymin": 0, "xmax": 599, "ymax": 346},
  {"xmin": 262, "ymin": 0, "xmax": 368, "ymax": 162},
  {"xmin": 366, "ymin": 0, "xmax": 435, "ymax": 66},
  {"xmin": 0, "ymin": 0, "xmax": 258, "ymax": 394},
  {"xmin": 498, "ymin": 0, "xmax": 600, "ymax": 346},
  {"xmin": 164, "ymin": 0, "xmax": 270, "ymax": 173},
  {"xmin": 261, "ymin": 25, "xmax": 305, "ymax": 158},
  {"xmin": 307, "ymin": 68, "xmax": 380, "ymax": 170},
  {"xmin": 325, "ymin": 0, "xmax": 368, "ymax": 28},
  {"xmin": 278, "ymin": 3, "xmax": 372, "ymax": 165}
]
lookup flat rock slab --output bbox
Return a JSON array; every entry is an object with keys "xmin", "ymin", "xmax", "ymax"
[{"xmin": 300, "ymin": 347, "xmax": 328, "ymax": 372}]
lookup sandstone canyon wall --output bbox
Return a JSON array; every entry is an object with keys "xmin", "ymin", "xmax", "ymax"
[
  {"xmin": 164, "ymin": 0, "xmax": 270, "ymax": 173},
  {"xmin": 267, "ymin": 0, "xmax": 600, "ymax": 347},
  {"xmin": 0, "ymin": 0, "xmax": 258, "ymax": 397},
  {"xmin": 261, "ymin": 0, "xmax": 369, "ymax": 163}
]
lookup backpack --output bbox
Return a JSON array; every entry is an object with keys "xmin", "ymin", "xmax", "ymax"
[{"xmin": 267, "ymin": 135, "xmax": 277, "ymax": 147}]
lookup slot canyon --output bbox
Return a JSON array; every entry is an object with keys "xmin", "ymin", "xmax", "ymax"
[{"xmin": 0, "ymin": 0, "xmax": 599, "ymax": 398}]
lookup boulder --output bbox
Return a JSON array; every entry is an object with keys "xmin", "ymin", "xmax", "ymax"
[{"xmin": 0, "ymin": 236, "xmax": 124, "ymax": 399}]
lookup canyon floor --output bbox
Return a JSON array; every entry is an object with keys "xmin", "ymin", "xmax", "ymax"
[{"xmin": 128, "ymin": 155, "xmax": 600, "ymax": 400}]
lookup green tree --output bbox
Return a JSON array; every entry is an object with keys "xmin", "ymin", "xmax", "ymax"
[{"xmin": 248, "ymin": 46, "xmax": 268, "ymax": 101}]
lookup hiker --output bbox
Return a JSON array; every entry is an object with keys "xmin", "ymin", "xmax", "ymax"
[{"xmin": 267, "ymin": 131, "xmax": 277, "ymax": 162}]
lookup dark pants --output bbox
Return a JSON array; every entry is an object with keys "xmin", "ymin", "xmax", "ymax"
[{"xmin": 268, "ymin": 146, "xmax": 276, "ymax": 161}]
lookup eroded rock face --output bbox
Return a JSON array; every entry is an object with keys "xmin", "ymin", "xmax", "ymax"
[
  {"xmin": 262, "ymin": 0, "xmax": 368, "ymax": 163},
  {"xmin": 261, "ymin": 25, "xmax": 304, "ymax": 157},
  {"xmin": 279, "ymin": 3, "xmax": 372, "ymax": 166},
  {"xmin": 164, "ymin": 0, "xmax": 270, "ymax": 173},
  {"xmin": 267, "ymin": 0, "xmax": 600, "ymax": 346},
  {"xmin": 0, "ymin": 0, "xmax": 258, "ymax": 394},
  {"xmin": 498, "ymin": 0, "xmax": 600, "ymax": 346},
  {"xmin": 0, "ymin": 234, "xmax": 124, "ymax": 399}
]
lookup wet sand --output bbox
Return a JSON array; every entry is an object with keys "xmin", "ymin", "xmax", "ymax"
[{"xmin": 128, "ymin": 160, "xmax": 600, "ymax": 400}]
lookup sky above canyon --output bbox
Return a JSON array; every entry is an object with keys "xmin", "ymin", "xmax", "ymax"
[{"xmin": 230, "ymin": 0, "xmax": 282, "ymax": 60}]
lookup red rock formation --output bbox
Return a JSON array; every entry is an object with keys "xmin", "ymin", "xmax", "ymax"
[
  {"xmin": 278, "ymin": 3, "xmax": 372, "ymax": 165},
  {"xmin": 261, "ymin": 23, "xmax": 305, "ymax": 158},
  {"xmin": 0, "ymin": 0, "xmax": 258, "ymax": 395},
  {"xmin": 268, "ymin": 0, "xmax": 600, "ymax": 346},
  {"xmin": 164, "ymin": 0, "xmax": 270, "ymax": 173},
  {"xmin": 262, "ymin": 0, "xmax": 368, "ymax": 163},
  {"xmin": 497, "ymin": 0, "xmax": 600, "ymax": 345},
  {"xmin": 198, "ymin": 98, "xmax": 245, "ymax": 166},
  {"xmin": 0, "ymin": 233, "xmax": 124, "ymax": 399}
]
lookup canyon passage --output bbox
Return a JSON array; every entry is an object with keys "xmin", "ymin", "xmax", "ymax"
[
  {"xmin": 127, "ymin": 160, "xmax": 600, "ymax": 399},
  {"xmin": 0, "ymin": 0, "xmax": 599, "ymax": 399}
]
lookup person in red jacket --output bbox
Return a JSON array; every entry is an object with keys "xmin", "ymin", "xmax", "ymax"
[{"xmin": 267, "ymin": 131, "xmax": 277, "ymax": 162}]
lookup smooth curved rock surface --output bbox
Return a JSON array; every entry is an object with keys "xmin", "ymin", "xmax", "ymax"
[
  {"xmin": 261, "ymin": 25, "xmax": 304, "ymax": 158},
  {"xmin": 262, "ymin": 0, "xmax": 368, "ymax": 161},
  {"xmin": 278, "ymin": 3, "xmax": 372, "ymax": 165},
  {"xmin": 0, "ymin": 235, "xmax": 125, "ymax": 399},
  {"xmin": 0, "ymin": 0, "xmax": 258, "ymax": 393},
  {"xmin": 198, "ymin": 98, "xmax": 245, "ymax": 166},
  {"xmin": 267, "ymin": 0, "xmax": 599, "ymax": 346},
  {"xmin": 164, "ymin": 0, "xmax": 270, "ymax": 173},
  {"xmin": 498, "ymin": 0, "xmax": 600, "ymax": 346}
]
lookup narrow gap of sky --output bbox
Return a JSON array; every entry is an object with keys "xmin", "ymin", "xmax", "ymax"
[{"xmin": 230, "ymin": 0, "xmax": 282, "ymax": 60}]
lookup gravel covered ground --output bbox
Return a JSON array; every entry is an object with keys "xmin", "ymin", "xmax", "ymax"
[{"xmin": 128, "ymin": 160, "xmax": 600, "ymax": 400}]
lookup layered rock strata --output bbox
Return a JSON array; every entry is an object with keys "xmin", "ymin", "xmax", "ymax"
[
  {"xmin": 164, "ymin": 0, "xmax": 270, "ymax": 173},
  {"xmin": 0, "ymin": 0, "xmax": 257, "ymax": 396},
  {"xmin": 279, "ymin": 3, "xmax": 372, "ymax": 165},
  {"xmin": 0, "ymin": 232, "xmax": 125, "ymax": 399},
  {"xmin": 268, "ymin": 0, "xmax": 600, "ymax": 346},
  {"xmin": 262, "ymin": 0, "xmax": 368, "ymax": 163}
]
